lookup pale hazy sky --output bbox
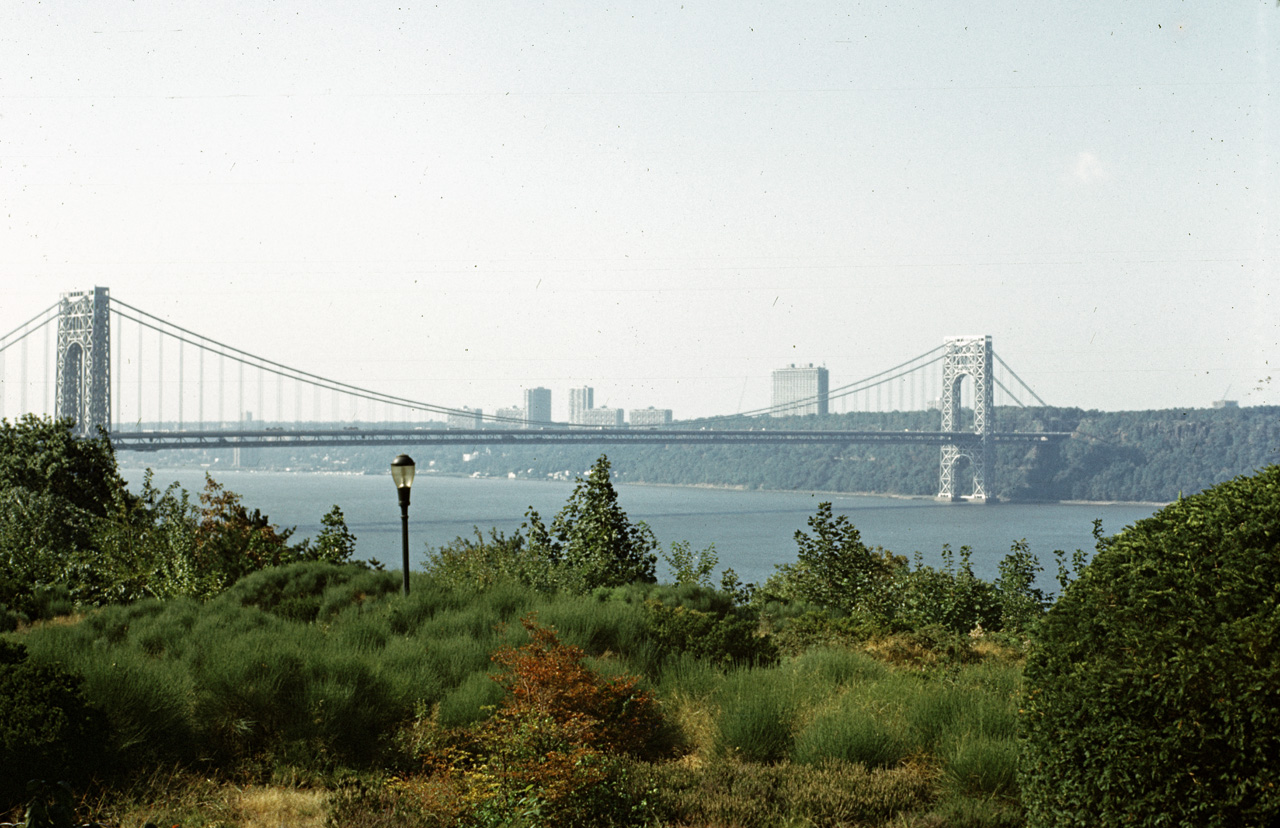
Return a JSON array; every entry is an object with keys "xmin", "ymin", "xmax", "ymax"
[{"xmin": 2, "ymin": 1, "xmax": 1277, "ymax": 421}]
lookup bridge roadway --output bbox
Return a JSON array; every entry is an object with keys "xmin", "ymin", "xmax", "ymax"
[{"xmin": 109, "ymin": 427, "xmax": 1071, "ymax": 452}]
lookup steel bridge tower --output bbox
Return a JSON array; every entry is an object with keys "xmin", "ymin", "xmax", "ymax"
[
  {"xmin": 55, "ymin": 287, "xmax": 111, "ymax": 436},
  {"xmin": 937, "ymin": 335, "xmax": 993, "ymax": 501}
]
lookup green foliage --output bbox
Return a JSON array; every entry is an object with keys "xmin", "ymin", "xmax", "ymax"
[
  {"xmin": 897, "ymin": 545, "xmax": 1002, "ymax": 635},
  {"xmin": 0, "ymin": 641, "xmax": 109, "ymax": 810},
  {"xmin": 312, "ymin": 505, "xmax": 359, "ymax": 564},
  {"xmin": 15, "ymin": 780, "xmax": 87, "ymax": 828},
  {"xmin": 425, "ymin": 456, "xmax": 660, "ymax": 596},
  {"xmin": 423, "ymin": 528, "xmax": 552, "ymax": 592},
  {"xmin": 0, "ymin": 417, "xmax": 369, "ymax": 610},
  {"xmin": 994, "ymin": 539, "xmax": 1048, "ymax": 633},
  {"xmin": 660, "ymin": 540, "xmax": 719, "ymax": 587},
  {"xmin": 215, "ymin": 560, "xmax": 398, "ymax": 623},
  {"xmin": 1021, "ymin": 465, "xmax": 1280, "ymax": 827},
  {"xmin": 640, "ymin": 583, "xmax": 777, "ymax": 668},
  {"xmin": 763, "ymin": 501, "xmax": 1056, "ymax": 643},
  {"xmin": 762, "ymin": 502, "xmax": 905, "ymax": 618},
  {"xmin": 525, "ymin": 455, "xmax": 658, "ymax": 592},
  {"xmin": 0, "ymin": 416, "xmax": 124, "ymax": 614}
]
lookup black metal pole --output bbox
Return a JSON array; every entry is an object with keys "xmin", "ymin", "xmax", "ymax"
[{"xmin": 399, "ymin": 488, "xmax": 411, "ymax": 596}]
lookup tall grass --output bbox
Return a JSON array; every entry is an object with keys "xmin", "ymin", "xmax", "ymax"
[{"xmin": 714, "ymin": 667, "xmax": 801, "ymax": 763}]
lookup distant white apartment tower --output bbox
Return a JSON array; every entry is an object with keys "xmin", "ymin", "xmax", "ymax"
[
  {"xmin": 771, "ymin": 364, "xmax": 829, "ymax": 417},
  {"xmin": 495, "ymin": 406, "xmax": 525, "ymax": 426},
  {"xmin": 569, "ymin": 387, "xmax": 594, "ymax": 425},
  {"xmin": 582, "ymin": 407, "xmax": 625, "ymax": 427},
  {"xmin": 523, "ymin": 387, "xmax": 552, "ymax": 427},
  {"xmin": 447, "ymin": 407, "xmax": 483, "ymax": 429},
  {"xmin": 629, "ymin": 407, "xmax": 673, "ymax": 426}
]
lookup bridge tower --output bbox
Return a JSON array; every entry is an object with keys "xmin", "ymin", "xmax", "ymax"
[
  {"xmin": 55, "ymin": 287, "xmax": 111, "ymax": 436},
  {"xmin": 937, "ymin": 335, "xmax": 993, "ymax": 501}
]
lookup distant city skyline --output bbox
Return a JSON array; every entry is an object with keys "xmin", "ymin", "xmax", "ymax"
[{"xmin": 2, "ymin": 2, "xmax": 1275, "ymax": 418}]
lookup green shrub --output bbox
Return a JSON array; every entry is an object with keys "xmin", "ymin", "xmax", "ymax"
[
  {"xmin": 216, "ymin": 561, "xmax": 396, "ymax": 622},
  {"xmin": 898, "ymin": 545, "xmax": 1002, "ymax": 634},
  {"xmin": 0, "ymin": 641, "xmax": 109, "ymax": 809},
  {"xmin": 1021, "ymin": 465, "xmax": 1280, "ymax": 827},
  {"xmin": 641, "ymin": 595, "xmax": 777, "ymax": 668},
  {"xmin": 435, "ymin": 669, "xmax": 503, "ymax": 728}
]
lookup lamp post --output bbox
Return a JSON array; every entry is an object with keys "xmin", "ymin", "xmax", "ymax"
[{"xmin": 391, "ymin": 454, "xmax": 416, "ymax": 595}]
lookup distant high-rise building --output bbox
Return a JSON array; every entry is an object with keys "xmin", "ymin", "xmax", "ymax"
[
  {"xmin": 582, "ymin": 407, "xmax": 624, "ymax": 427},
  {"xmin": 629, "ymin": 407, "xmax": 673, "ymax": 426},
  {"xmin": 447, "ymin": 407, "xmax": 483, "ymax": 429},
  {"xmin": 523, "ymin": 387, "xmax": 552, "ymax": 427},
  {"xmin": 496, "ymin": 406, "xmax": 525, "ymax": 426},
  {"xmin": 569, "ymin": 387, "xmax": 594, "ymax": 425},
  {"xmin": 771, "ymin": 364, "xmax": 829, "ymax": 417}
]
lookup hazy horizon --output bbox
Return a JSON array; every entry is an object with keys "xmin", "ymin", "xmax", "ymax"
[{"xmin": 3, "ymin": 2, "xmax": 1276, "ymax": 421}]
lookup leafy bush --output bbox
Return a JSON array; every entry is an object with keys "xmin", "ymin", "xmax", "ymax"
[
  {"xmin": 405, "ymin": 616, "xmax": 670, "ymax": 827},
  {"xmin": 1021, "ymin": 465, "xmax": 1280, "ymax": 827},
  {"xmin": 760, "ymin": 502, "xmax": 904, "ymax": 618},
  {"xmin": 0, "ymin": 641, "xmax": 109, "ymax": 809},
  {"xmin": 898, "ymin": 545, "xmax": 1002, "ymax": 635},
  {"xmin": 639, "ymin": 582, "xmax": 777, "ymax": 668}
]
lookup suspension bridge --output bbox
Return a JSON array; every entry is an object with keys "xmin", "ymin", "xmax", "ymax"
[{"xmin": 0, "ymin": 287, "xmax": 1068, "ymax": 501}]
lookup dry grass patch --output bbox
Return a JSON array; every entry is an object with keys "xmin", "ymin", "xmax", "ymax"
[
  {"xmin": 233, "ymin": 787, "xmax": 329, "ymax": 828},
  {"xmin": 16, "ymin": 611, "xmax": 87, "ymax": 633},
  {"xmin": 665, "ymin": 692, "xmax": 719, "ymax": 764}
]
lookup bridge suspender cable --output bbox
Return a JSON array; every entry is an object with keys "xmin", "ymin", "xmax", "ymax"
[
  {"xmin": 111, "ymin": 299, "xmax": 533, "ymax": 427},
  {"xmin": 693, "ymin": 345, "xmax": 948, "ymax": 423}
]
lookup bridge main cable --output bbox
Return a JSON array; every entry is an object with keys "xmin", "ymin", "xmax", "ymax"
[{"xmin": 0, "ymin": 302, "xmax": 59, "ymax": 354}]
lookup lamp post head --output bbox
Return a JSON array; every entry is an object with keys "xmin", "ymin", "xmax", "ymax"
[{"xmin": 391, "ymin": 454, "xmax": 416, "ymax": 507}]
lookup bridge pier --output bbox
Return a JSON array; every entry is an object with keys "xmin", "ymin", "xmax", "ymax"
[{"xmin": 937, "ymin": 335, "xmax": 994, "ymax": 502}]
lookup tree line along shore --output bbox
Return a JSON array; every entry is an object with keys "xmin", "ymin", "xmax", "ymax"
[{"xmin": 134, "ymin": 406, "xmax": 1280, "ymax": 504}]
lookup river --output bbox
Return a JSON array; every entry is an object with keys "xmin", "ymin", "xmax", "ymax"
[{"xmin": 121, "ymin": 467, "xmax": 1163, "ymax": 591}]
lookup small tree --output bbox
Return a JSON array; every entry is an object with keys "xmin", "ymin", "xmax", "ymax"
[
  {"xmin": 661, "ymin": 540, "xmax": 719, "ymax": 588},
  {"xmin": 525, "ymin": 455, "xmax": 658, "ymax": 592},
  {"xmin": 312, "ymin": 505, "xmax": 358, "ymax": 564}
]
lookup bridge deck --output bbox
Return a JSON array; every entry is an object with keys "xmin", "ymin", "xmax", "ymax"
[{"xmin": 108, "ymin": 427, "xmax": 1071, "ymax": 452}]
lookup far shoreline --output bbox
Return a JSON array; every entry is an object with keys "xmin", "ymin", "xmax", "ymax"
[{"xmin": 118, "ymin": 463, "xmax": 1171, "ymax": 509}]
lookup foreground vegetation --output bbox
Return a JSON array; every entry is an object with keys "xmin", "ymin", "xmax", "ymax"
[
  {"xmin": 5, "ymin": 562, "xmax": 1028, "ymax": 827},
  {"xmin": 3, "ymin": 416, "xmax": 1278, "ymax": 826}
]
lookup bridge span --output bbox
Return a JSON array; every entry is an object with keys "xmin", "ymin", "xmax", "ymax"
[
  {"xmin": 2, "ymin": 288, "xmax": 1064, "ymax": 501},
  {"xmin": 110, "ymin": 427, "xmax": 1071, "ymax": 452}
]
